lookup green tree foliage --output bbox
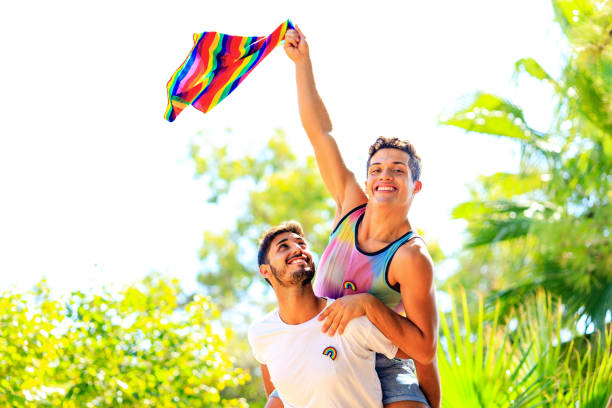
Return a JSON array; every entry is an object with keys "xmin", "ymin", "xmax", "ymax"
[
  {"xmin": 191, "ymin": 129, "xmax": 335, "ymax": 310},
  {"xmin": 0, "ymin": 276, "xmax": 249, "ymax": 407},
  {"xmin": 441, "ymin": 0, "xmax": 612, "ymax": 329},
  {"xmin": 439, "ymin": 289, "xmax": 612, "ymax": 407}
]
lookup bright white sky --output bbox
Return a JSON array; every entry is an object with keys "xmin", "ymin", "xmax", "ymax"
[{"xmin": 0, "ymin": 0, "xmax": 563, "ymax": 295}]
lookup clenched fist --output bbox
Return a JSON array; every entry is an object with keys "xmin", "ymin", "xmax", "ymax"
[{"xmin": 284, "ymin": 26, "xmax": 309, "ymax": 63}]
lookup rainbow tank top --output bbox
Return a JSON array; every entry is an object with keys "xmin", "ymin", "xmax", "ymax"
[{"xmin": 314, "ymin": 204, "xmax": 419, "ymax": 313}]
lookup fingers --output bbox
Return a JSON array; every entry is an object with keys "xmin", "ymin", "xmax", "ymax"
[
  {"xmin": 322, "ymin": 309, "xmax": 344, "ymax": 336},
  {"xmin": 318, "ymin": 304, "xmax": 331, "ymax": 321},
  {"xmin": 327, "ymin": 314, "xmax": 342, "ymax": 337},
  {"xmin": 320, "ymin": 303, "xmax": 345, "ymax": 336},
  {"xmin": 319, "ymin": 305, "xmax": 336, "ymax": 330},
  {"xmin": 283, "ymin": 27, "xmax": 309, "ymax": 63},
  {"xmin": 323, "ymin": 312, "xmax": 351, "ymax": 336},
  {"xmin": 293, "ymin": 24, "xmax": 304, "ymax": 37},
  {"xmin": 320, "ymin": 303, "xmax": 340, "ymax": 332},
  {"xmin": 284, "ymin": 30, "xmax": 299, "ymax": 48},
  {"xmin": 336, "ymin": 315, "xmax": 350, "ymax": 335}
]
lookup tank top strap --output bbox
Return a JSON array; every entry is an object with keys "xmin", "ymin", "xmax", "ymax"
[
  {"xmin": 381, "ymin": 231, "xmax": 420, "ymax": 292},
  {"xmin": 330, "ymin": 204, "xmax": 367, "ymax": 237}
]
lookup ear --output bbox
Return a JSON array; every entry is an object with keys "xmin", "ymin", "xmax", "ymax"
[
  {"xmin": 259, "ymin": 264, "xmax": 272, "ymax": 280},
  {"xmin": 413, "ymin": 180, "xmax": 422, "ymax": 194},
  {"xmin": 364, "ymin": 179, "xmax": 370, "ymax": 197}
]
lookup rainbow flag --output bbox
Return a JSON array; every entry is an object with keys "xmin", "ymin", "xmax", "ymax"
[{"xmin": 165, "ymin": 20, "xmax": 294, "ymax": 122}]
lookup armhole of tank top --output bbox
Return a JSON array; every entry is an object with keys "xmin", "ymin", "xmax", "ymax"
[
  {"xmin": 384, "ymin": 232, "xmax": 420, "ymax": 294},
  {"xmin": 329, "ymin": 203, "xmax": 367, "ymax": 236}
]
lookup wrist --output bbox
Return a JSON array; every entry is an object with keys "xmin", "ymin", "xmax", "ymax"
[
  {"xmin": 361, "ymin": 293, "xmax": 376, "ymax": 312},
  {"xmin": 294, "ymin": 56, "xmax": 312, "ymax": 70}
]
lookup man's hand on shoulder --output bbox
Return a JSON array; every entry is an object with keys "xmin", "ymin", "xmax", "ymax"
[{"xmin": 318, "ymin": 294, "xmax": 373, "ymax": 336}]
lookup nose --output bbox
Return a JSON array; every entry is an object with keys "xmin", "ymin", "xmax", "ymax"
[
  {"xmin": 288, "ymin": 245, "xmax": 308, "ymax": 261},
  {"xmin": 379, "ymin": 168, "xmax": 393, "ymax": 179}
]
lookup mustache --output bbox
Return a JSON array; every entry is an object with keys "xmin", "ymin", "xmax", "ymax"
[{"xmin": 287, "ymin": 253, "xmax": 312, "ymax": 264}]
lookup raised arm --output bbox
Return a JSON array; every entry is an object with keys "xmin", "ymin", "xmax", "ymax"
[{"xmin": 284, "ymin": 28, "xmax": 365, "ymax": 215}]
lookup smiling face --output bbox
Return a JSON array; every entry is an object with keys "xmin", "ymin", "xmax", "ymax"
[
  {"xmin": 365, "ymin": 148, "xmax": 422, "ymax": 208},
  {"xmin": 261, "ymin": 232, "xmax": 316, "ymax": 288}
]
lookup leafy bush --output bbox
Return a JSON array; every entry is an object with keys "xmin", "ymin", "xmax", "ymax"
[{"xmin": 0, "ymin": 276, "xmax": 249, "ymax": 407}]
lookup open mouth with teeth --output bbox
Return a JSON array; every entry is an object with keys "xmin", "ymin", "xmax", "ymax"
[
  {"xmin": 375, "ymin": 185, "xmax": 397, "ymax": 192},
  {"xmin": 287, "ymin": 254, "xmax": 310, "ymax": 265}
]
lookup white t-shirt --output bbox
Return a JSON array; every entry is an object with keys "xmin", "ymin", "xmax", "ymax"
[{"xmin": 248, "ymin": 299, "xmax": 398, "ymax": 408}]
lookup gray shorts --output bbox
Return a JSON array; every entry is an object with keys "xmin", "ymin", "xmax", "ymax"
[{"xmin": 375, "ymin": 353, "xmax": 430, "ymax": 406}]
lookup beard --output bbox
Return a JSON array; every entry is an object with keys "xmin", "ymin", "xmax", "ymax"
[{"xmin": 270, "ymin": 261, "xmax": 315, "ymax": 287}]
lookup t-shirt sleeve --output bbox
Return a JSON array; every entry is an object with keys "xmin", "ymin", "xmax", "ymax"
[
  {"xmin": 364, "ymin": 320, "xmax": 398, "ymax": 359},
  {"xmin": 247, "ymin": 324, "xmax": 267, "ymax": 364},
  {"xmin": 345, "ymin": 316, "xmax": 398, "ymax": 359}
]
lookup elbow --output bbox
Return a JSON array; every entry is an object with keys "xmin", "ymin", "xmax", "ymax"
[
  {"xmin": 412, "ymin": 336, "xmax": 437, "ymax": 365},
  {"xmin": 413, "ymin": 346, "xmax": 436, "ymax": 365},
  {"xmin": 422, "ymin": 342, "xmax": 438, "ymax": 364}
]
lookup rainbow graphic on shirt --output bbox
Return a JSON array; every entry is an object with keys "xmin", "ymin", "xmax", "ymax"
[
  {"xmin": 343, "ymin": 281, "xmax": 357, "ymax": 291},
  {"xmin": 322, "ymin": 346, "xmax": 337, "ymax": 360}
]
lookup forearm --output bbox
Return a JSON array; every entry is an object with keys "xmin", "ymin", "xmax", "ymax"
[
  {"xmin": 414, "ymin": 358, "xmax": 441, "ymax": 408},
  {"xmin": 260, "ymin": 364, "xmax": 275, "ymax": 397},
  {"xmin": 294, "ymin": 58, "xmax": 332, "ymax": 137},
  {"xmin": 265, "ymin": 396, "xmax": 284, "ymax": 408},
  {"xmin": 364, "ymin": 295, "xmax": 436, "ymax": 364}
]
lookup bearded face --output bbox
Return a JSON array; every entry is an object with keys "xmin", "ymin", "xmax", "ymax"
[
  {"xmin": 266, "ymin": 232, "xmax": 316, "ymax": 288},
  {"xmin": 269, "ymin": 256, "xmax": 315, "ymax": 287}
]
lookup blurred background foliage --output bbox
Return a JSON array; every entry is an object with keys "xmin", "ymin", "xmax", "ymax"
[
  {"xmin": 441, "ymin": 0, "xmax": 612, "ymax": 332},
  {"xmin": 0, "ymin": 275, "xmax": 249, "ymax": 407},
  {"xmin": 2, "ymin": 0, "xmax": 610, "ymax": 406}
]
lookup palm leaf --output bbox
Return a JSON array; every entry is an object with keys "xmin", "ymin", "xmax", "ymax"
[{"xmin": 438, "ymin": 289, "xmax": 554, "ymax": 407}]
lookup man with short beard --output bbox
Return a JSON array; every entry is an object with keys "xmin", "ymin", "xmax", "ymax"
[{"xmin": 248, "ymin": 221, "xmax": 408, "ymax": 408}]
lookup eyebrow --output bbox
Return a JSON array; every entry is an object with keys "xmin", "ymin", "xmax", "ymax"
[
  {"xmin": 275, "ymin": 236, "xmax": 306, "ymax": 249},
  {"xmin": 275, "ymin": 238, "xmax": 288, "ymax": 247},
  {"xmin": 369, "ymin": 161, "xmax": 408, "ymax": 167}
]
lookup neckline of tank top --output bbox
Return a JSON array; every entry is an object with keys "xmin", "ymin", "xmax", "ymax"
[{"xmin": 353, "ymin": 210, "xmax": 415, "ymax": 256}]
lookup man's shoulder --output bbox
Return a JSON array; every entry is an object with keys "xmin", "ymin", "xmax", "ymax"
[
  {"xmin": 247, "ymin": 308, "xmax": 283, "ymax": 365},
  {"xmin": 390, "ymin": 237, "xmax": 434, "ymax": 284},
  {"xmin": 248, "ymin": 308, "xmax": 281, "ymax": 340},
  {"xmin": 396, "ymin": 237, "xmax": 433, "ymax": 268}
]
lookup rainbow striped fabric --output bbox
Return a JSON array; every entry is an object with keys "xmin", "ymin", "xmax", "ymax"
[{"xmin": 165, "ymin": 20, "xmax": 294, "ymax": 122}]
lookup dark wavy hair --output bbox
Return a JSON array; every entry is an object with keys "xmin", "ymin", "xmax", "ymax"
[{"xmin": 367, "ymin": 136, "xmax": 421, "ymax": 182}]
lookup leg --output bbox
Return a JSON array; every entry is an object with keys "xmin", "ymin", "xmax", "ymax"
[
  {"xmin": 413, "ymin": 358, "xmax": 441, "ymax": 408},
  {"xmin": 385, "ymin": 402, "xmax": 428, "ymax": 408},
  {"xmin": 264, "ymin": 395, "xmax": 284, "ymax": 408},
  {"xmin": 376, "ymin": 354, "xmax": 431, "ymax": 408}
]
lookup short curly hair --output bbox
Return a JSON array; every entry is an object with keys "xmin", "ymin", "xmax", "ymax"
[{"xmin": 367, "ymin": 137, "xmax": 421, "ymax": 182}]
